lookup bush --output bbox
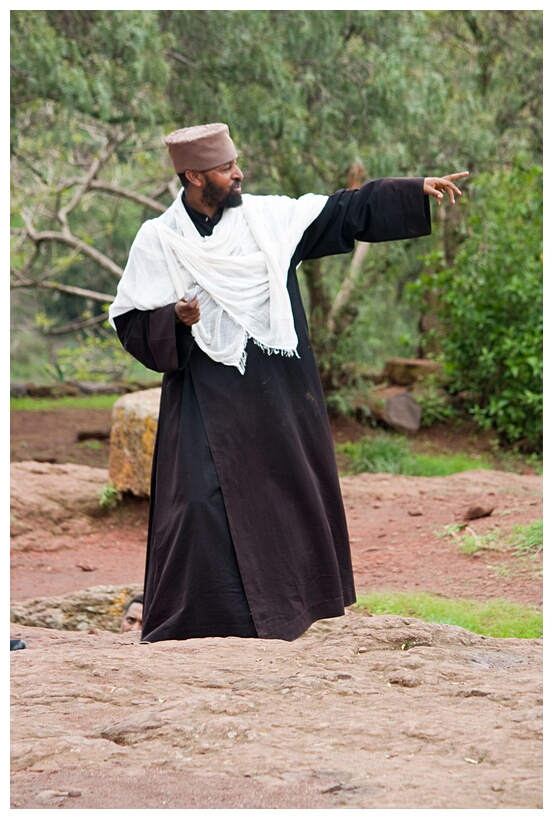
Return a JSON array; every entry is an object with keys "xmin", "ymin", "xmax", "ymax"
[{"xmin": 416, "ymin": 164, "xmax": 542, "ymax": 452}]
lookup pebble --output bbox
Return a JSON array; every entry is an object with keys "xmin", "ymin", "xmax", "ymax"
[{"xmin": 36, "ymin": 789, "xmax": 81, "ymax": 801}]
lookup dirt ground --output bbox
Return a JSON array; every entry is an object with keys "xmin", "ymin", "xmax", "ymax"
[
  {"xmin": 10, "ymin": 406, "xmax": 543, "ymax": 810},
  {"xmin": 10, "ymin": 407, "xmax": 543, "ymax": 609}
]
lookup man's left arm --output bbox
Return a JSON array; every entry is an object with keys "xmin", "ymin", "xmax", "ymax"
[{"xmin": 296, "ymin": 172, "xmax": 468, "ymax": 261}]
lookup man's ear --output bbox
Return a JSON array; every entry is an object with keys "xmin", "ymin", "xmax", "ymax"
[{"xmin": 184, "ymin": 169, "xmax": 204, "ymax": 189}]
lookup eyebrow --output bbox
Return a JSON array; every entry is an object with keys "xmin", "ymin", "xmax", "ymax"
[{"xmin": 213, "ymin": 159, "xmax": 238, "ymax": 172}]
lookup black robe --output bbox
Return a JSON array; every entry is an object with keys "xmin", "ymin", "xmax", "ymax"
[{"xmin": 114, "ymin": 178, "xmax": 431, "ymax": 642}]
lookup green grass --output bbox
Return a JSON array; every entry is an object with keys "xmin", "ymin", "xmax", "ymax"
[
  {"xmin": 508, "ymin": 520, "xmax": 543, "ymax": 556},
  {"xmin": 78, "ymin": 440, "xmax": 105, "ymax": 451},
  {"xmin": 437, "ymin": 520, "xmax": 544, "ymax": 559},
  {"xmin": 10, "ymin": 394, "xmax": 121, "ymax": 411},
  {"xmin": 355, "ymin": 591, "xmax": 542, "ymax": 639},
  {"xmin": 337, "ymin": 434, "xmax": 492, "ymax": 477},
  {"xmin": 456, "ymin": 532, "xmax": 500, "ymax": 556}
]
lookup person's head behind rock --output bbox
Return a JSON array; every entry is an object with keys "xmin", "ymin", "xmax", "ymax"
[{"xmin": 121, "ymin": 595, "xmax": 143, "ymax": 633}]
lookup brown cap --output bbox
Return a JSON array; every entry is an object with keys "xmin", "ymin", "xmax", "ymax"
[{"xmin": 164, "ymin": 123, "xmax": 237, "ymax": 173}]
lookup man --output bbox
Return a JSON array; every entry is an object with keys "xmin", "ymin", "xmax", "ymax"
[
  {"xmin": 120, "ymin": 595, "xmax": 144, "ymax": 634},
  {"xmin": 109, "ymin": 122, "xmax": 467, "ymax": 644}
]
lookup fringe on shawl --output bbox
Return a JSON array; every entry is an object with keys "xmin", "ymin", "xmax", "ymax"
[{"xmin": 234, "ymin": 337, "xmax": 301, "ymax": 375}]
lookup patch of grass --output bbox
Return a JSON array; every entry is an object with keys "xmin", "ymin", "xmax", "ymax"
[
  {"xmin": 457, "ymin": 532, "xmax": 500, "ymax": 556},
  {"xmin": 508, "ymin": 520, "xmax": 543, "ymax": 556},
  {"xmin": 337, "ymin": 434, "xmax": 492, "ymax": 477},
  {"xmin": 408, "ymin": 452, "xmax": 492, "ymax": 476},
  {"xmin": 488, "ymin": 563, "xmax": 514, "ymax": 579},
  {"xmin": 438, "ymin": 520, "xmax": 543, "ymax": 561},
  {"xmin": 78, "ymin": 440, "xmax": 105, "ymax": 451},
  {"xmin": 10, "ymin": 395, "xmax": 121, "ymax": 411},
  {"xmin": 438, "ymin": 523, "xmax": 466, "ymax": 538},
  {"xmin": 355, "ymin": 592, "xmax": 542, "ymax": 639}
]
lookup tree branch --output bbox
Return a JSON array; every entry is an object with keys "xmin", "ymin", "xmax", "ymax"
[
  {"xmin": 57, "ymin": 128, "xmax": 134, "ymax": 233},
  {"xmin": 327, "ymin": 161, "xmax": 372, "ymax": 335},
  {"xmin": 11, "ymin": 274, "xmax": 115, "ymax": 304},
  {"xmin": 44, "ymin": 312, "xmax": 110, "ymax": 336},
  {"xmin": 167, "ymin": 48, "xmax": 197, "ymax": 68},
  {"xmin": 89, "ymin": 180, "xmax": 168, "ymax": 212},
  {"xmin": 58, "ymin": 178, "xmax": 168, "ymax": 213},
  {"xmin": 327, "ymin": 242, "xmax": 371, "ymax": 334},
  {"xmin": 20, "ymin": 211, "xmax": 124, "ymax": 279}
]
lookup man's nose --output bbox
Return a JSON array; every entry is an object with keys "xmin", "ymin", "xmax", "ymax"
[{"xmin": 233, "ymin": 165, "xmax": 244, "ymax": 180}]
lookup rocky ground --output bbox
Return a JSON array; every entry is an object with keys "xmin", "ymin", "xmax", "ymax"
[{"xmin": 9, "ymin": 406, "xmax": 543, "ymax": 810}]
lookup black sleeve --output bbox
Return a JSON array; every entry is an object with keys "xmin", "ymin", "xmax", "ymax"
[
  {"xmin": 296, "ymin": 177, "xmax": 432, "ymax": 262},
  {"xmin": 113, "ymin": 303, "xmax": 195, "ymax": 373}
]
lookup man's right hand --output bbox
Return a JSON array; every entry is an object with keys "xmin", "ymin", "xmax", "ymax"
[{"xmin": 175, "ymin": 296, "xmax": 201, "ymax": 325}]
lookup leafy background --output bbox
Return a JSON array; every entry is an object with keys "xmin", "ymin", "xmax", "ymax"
[{"xmin": 10, "ymin": 10, "xmax": 543, "ymax": 450}]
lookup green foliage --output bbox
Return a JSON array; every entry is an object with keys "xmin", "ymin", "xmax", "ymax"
[
  {"xmin": 414, "ymin": 165, "xmax": 543, "ymax": 451},
  {"xmin": 509, "ymin": 520, "xmax": 543, "ymax": 557},
  {"xmin": 10, "ymin": 10, "xmax": 543, "ymax": 410},
  {"xmin": 10, "ymin": 10, "xmax": 172, "ymax": 125},
  {"xmin": 98, "ymin": 483, "xmax": 122, "ymax": 510},
  {"xmin": 355, "ymin": 592, "xmax": 542, "ymax": 639},
  {"xmin": 413, "ymin": 378, "xmax": 457, "ymax": 427},
  {"xmin": 46, "ymin": 335, "xmax": 139, "ymax": 382},
  {"xmin": 337, "ymin": 434, "xmax": 492, "ymax": 476}
]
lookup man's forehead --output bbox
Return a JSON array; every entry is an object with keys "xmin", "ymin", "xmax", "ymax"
[{"xmin": 208, "ymin": 157, "xmax": 239, "ymax": 172}]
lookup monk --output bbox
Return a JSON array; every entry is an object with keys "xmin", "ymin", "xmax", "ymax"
[{"xmin": 109, "ymin": 122, "xmax": 467, "ymax": 643}]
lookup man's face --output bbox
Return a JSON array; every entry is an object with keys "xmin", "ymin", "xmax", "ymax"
[
  {"xmin": 121, "ymin": 601, "xmax": 143, "ymax": 633},
  {"xmin": 201, "ymin": 159, "xmax": 243, "ymax": 209}
]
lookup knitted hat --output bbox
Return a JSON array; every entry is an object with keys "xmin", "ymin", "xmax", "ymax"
[{"xmin": 164, "ymin": 123, "xmax": 237, "ymax": 173}]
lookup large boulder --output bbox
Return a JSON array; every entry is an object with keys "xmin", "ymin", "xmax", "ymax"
[
  {"xmin": 10, "ymin": 584, "xmax": 143, "ymax": 632},
  {"xmin": 9, "ymin": 611, "xmax": 543, "ymax": 809},
  {"xmin": 108, "ymin": 388, "xmax": 161, "ymax": 497},
  {"xmin": 383, "ymin": 357, "xmax": 444, "ymax": 386},
  {"xmin": 10, "ymin": 462, "xmax": 110, "ymax": 551}
]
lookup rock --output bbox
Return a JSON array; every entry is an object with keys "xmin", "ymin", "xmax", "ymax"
[
  {"xmin": 464, "ymin": 505, "xmax": 495, "ymax": 521},
  {"xmin": 67, "ymin": 380, "xmax": 125, "ymax": 396},
  {"xmin": 10, "ymin": 381, "xmax": 29, "ymax": 397},
  {"xmin": 382, "ymin": 357, "xmax": 444, "ymax": 386},
  {"xmin": 108, "ymin": 388, "xmax": 161, "ymax": 497},
  {"xmin": 10, "ymin": 584, "xmax": 143, "ymax": 632},
  {"xmin": 364, "ymin": 385, "xmax": 423, "ymax": 433},
  {"xmin": 36, "ymin": 789, "xmax": 81, "ymax": 801},
  {"xmin": 76, "ymin": 561, "xmax": 96, "ymax": 572},
  {"xmin": 9, "ymin": 613, "xmax": 543, "ymax": 810},
  {"xmin": 10, "ymin": 462, "xmax": 110, "ymax": 551},
  {"xmin": 382, "ymin": 389, "xmax": 422, "ymax": 433}
]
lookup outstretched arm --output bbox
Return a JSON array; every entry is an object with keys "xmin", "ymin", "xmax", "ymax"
[
  {"xmin": 423, "ymin": 172, "xmax": 469, "ymax": 205},
  {"xmin": 297, "ymin": 177, "xmax": 431, "ymax": 261}
]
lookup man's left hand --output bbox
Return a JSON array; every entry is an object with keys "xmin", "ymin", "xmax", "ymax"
[{"xmin": 423, "ymin": 172, "xmax": 469, "ymax": 205}]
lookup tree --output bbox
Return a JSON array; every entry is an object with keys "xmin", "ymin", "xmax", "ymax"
[{"xmin": 11, "ymin": 10, "xmax": 542, "ymax": 406}]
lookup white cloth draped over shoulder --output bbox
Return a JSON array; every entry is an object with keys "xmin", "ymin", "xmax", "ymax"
[{"xmin": 109, "ymin": 191, "xmax": 328, "ymax": 373}]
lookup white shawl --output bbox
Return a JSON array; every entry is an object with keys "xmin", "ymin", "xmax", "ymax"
[{"xmin": 109, "ymin": 191, "xmax": 328, "ymax": 373}]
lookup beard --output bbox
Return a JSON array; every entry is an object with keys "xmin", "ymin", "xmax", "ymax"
[{"xmin": 202, "ymin": 176, "xmax": 243, "ymax": 210}]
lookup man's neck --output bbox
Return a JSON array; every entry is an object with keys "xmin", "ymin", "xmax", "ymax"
[
  {"xmin": 183, "ymin": 189, "xmax": 218, "ymax": 219},
  {"xmin": 182, "ymin": 193, "xmax": 223, "ymax": 236}
]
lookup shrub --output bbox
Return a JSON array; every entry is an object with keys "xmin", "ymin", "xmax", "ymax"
[{"xmin": 416, "ymin": 164, "xmax": 542, "ymax": 452}]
